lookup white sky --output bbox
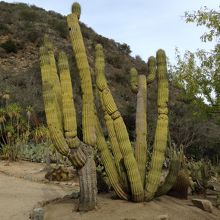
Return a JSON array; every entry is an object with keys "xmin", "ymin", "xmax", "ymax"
[{"xmin": 4, "ymin": 0, "xmax": 219, "ymax": 63}]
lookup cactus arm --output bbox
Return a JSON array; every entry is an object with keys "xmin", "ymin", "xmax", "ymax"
[
  {"xmin": 58, "ymin": 51, "xmax": 77, "ymax": 141},
  {"xmin": 39, "ymin": 46, "xmax": 62, "ymax": 132},
  {"xmin": 135, "ymin": 74, "xmax": 147, "ymax": 186},
  {"xmin": 129, "ymin": 68, "xmax": 138, "ymax": 93},
  {"xmin": 94, "ymin": 112, "xmax": 129, "ymax": 200},
  {"xmin": 95, "ymin": 44, "xmax": 124, "ymax": 173},
  {"xmin": 94, "ymin": 44, "xmax": 128, "ymax": 199},
  {"xmin": 96, "ymin": 44, "xmax": 144, "ymax": 202},
  {"xmin": 145, "ymin": 49, "xmax": 169, "ymax": 201},
  {"xmin": 67, "ymin": 9, "xmax": 96, "ymax": 146},
  {"xmin": 43, "ymin": 35, "xmax": 63, "ymax": 128},
  {"xmin": 40, "ymin": 45, "xmax": 87, "ymax": 168},
  {"xmin": 147, "ymin": 56, "xmax": 156, "ymax": 84},
  {"xmin": 156, "ymin": 149, "xmax": 183, "ymax": 196}
]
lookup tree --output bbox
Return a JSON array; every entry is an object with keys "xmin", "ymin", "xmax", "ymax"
[{"xmin": 170, "ymin": 5, "xmax": 220, "ymax": 160}]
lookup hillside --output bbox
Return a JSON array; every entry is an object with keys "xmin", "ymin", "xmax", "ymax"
[
  {"xmin": 0, "ymin": 1, "xmax": 157, "ymax": 137},
  {"xmin": 0, "ymin": 1, "xmax": 219, "ymax": 158}
]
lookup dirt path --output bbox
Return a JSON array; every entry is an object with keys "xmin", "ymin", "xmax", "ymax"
[
  {"xmin": 0, "ymin": 161, "xmax": 220, "ymax": 220},
  {"xmin": 0, "ymin": 161, "xmax": 76, "ymax": 220},
  {"xmin": 44, "ymin": 194, "xmax": 220, "ymax": 220},
  {"xmin": 0, "ymin": 172, "xmax": 73, "ymax": 220}
]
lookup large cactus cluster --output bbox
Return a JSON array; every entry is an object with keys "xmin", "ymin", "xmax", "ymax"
[{"xmin": 39, "ymin": 2, "xmax": 183, "ymax": 209}]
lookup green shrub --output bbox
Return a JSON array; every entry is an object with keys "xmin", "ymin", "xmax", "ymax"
[
  {"xmin": 0, "ymin": 23, "xmax": 9, "ymax": 35},
  {"xmin": 117, "ymin": 43, "xmax": 131, "ymax": 55},
  {"xmin": 49, "ymin": 19, "xmax": 68, "ymax": 38},
  {"xmin": 0, "ymin": 40, "xmax": 17, "ymax": 53},
  {"xmin": 106, "ymin": 55, "xmax": 122, "ymax": 68},
  {"xmin": 19, "ymin": 9, "xmax": 38, "ymax": 22}
]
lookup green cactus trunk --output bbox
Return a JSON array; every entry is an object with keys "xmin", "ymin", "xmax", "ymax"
[
  {"xmin": 95, "ymin": 45, "xmax": 129, "ymax": 192},
  {"xmin": 156, "ymin": 148, "xmax": 183, "ymax": 196},
  {"xmin": 94, "ymin": 112, "xmax": 129, "ymax": 200},
  {"xmin": 145, "ymin": 49, "xmax": 169, "ymax": 201},
  {"xmin": 67, "ymin": 8, "xmax": 96, "ymax": 147},
  {"xmin": 40, "ymin": 36, "xmax": 97, "ymax": 211},
  {"xmin": 135, "ymin": 74, "xmax": 147, "ymax": 186},
  {"xmin": 95, "ymin": 44, "xmax": 144, "ymax": 202}
]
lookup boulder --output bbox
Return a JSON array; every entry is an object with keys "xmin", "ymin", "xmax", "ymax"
[{"xmin": 192, "ymin": 198, "xmax": 213, "ymax": 213}]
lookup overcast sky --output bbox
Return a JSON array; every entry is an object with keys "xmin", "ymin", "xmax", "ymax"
[{"xmin": 4, "ymin": 0, "xmax": 219, "ymax": 63}]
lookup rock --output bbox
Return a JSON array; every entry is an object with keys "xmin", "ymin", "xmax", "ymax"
[
  {"xmin": 71, "ymin": 190, "xmax": 80, "ymax": 199},
  {"xmin": 155, "ymin": 214, "xmax": 169, "ymax": 220},
  {"xmin": 192, "ymin": 199, "xmax": 213, "ymax": 213},
  {"xmin": 31, "ymin": 207, "xmax": 44, "ymax": 220}
]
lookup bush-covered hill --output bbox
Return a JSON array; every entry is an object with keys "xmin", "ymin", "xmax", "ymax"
[{"xmin": 0, "ymin": 1, "xmax": 219, "ymax": 160}]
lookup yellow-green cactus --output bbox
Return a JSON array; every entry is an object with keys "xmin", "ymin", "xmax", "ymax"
[
  {"xmin": 67, "ymin": 4, "xmax": 96, "ymax": 146},
  {"xmin": 94, "ymin": 112, "xmax": 129, "ymax": 200},
  {"xmin": 147, "ymin": 56, "xmax": 156, "ymax": 84},
  {"xmin": 71, "ymin": 2, "xmax": 81, "ymax": 19},
  {"xmin": 145, "ymin": 49, "xmax": 169, "ymax": 201},
  {"xmin": 130, "ymin": 57, "xmax": 156, "ymax": 187},
  {"xmin": 40, "ymin": 36, "xmax": 98, "ymax": 211},
  {"xmin": 156, "ymin": 148, "xmax": 183, "ymax": 196},
  {"xmin": 40, "ymin": 44, "xmax": 87, "ymax": 168},
  {"xmin": 135, "ymin": 73, "xmax": 147, "ymax": 186},
  {"xmin": 43, "ymin": 35, "xmax": 62, "ymax": 124},
  {"xmin": 95, "ymin": 44, "xmax": 144, "ymax": 202},
  {"xmin": 130, "ymin": 67, "xmax": 138, "ymax": 93},
  {"xmin": 95, "ymin": 44, "xmax": 129, "ymax": 190},
  {"xmin": 58, "ymin": 52, "xmax": 77, "ymax": 141}
]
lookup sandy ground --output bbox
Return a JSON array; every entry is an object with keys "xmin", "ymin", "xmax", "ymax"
[
  {"xmin": 44, "ymin": 194, "xmax": 220, "ymax": 220},
  {"xmin": 0, "ymin": 161, "xmax": 76, "ymax": 220},
  {"xmin": 0, "ymin": 161, "xmax": 220, "ymax": 220}
]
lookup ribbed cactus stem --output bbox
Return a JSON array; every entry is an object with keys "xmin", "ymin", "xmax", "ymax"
[
  {"xmin": 95, "ymin": 44, "xmax": 144, "ymax": 202},
  {"xmin": 147, "ymin": 56, "xmax": 156, "ymax": 84},
  {"xmin": 67, "ymin": 7, "xmax": 96, "ymax": 146},
  {"xmin": 145, "ymin": 49, "xmax": 169, "ymax": 201},
  {"xmin": 135, "ymin": 73, "xmax": 147, "ymax": 186},
  {"xmin": 71, "ymin": 2, "xmax": 81, "ymax": 19},
  {"xmin": 94, "ymin": 112, "xmax": 129, "ymax": 200},
  {"xmin": 130, "ymin": 67, "xmax": 138, "ymax": 93},
  {"xmin": 40, "ymin": 46, "xmax": 87, "ymax": 168},
  {"xmin": 95, "ymin": 44, "xmax": 129, "ymax": 198},
  {"xmin": 58, "ymin": 51, "xmax": 77, "ymax": 141},
  {"xmin": 43, "ymin": 35, "xmax": 62, "ymax": 125},
  {"xmin": 39, "ymin": 46, "xmax": 62, "ymax": 131},
  {"xmin": 156, "ymin": 148, "xmax": 183, "ymax": 196},
  {"xmin": 95, "ymin": 44, "xmax": 122, "ymax": 170}
]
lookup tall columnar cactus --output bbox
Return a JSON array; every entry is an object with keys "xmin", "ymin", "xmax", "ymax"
[
  {"xmin": 67, "ymin": 2, "xmax": 96, "ymax": 146},
  {"xmin": 67, "ymin": 4, "xmax": 128, "ymax": 200},
  {"xmin": 95, "ymin": 44, "xmax": 129, "ymax": 192},
  {"xmin": 96, "ymin": 44, "xmax": 144, "ymax": 202},
  {"xmin": 94, "ymin": 43, "xmax": 179, "ymax": 202},
  {"xmin": 134, "ymin": 72, "xmax": 147, "ymax": 186},
  {"xmin": 145, "ymin": 49, "xmax": 169, "ymax": 201},
  {"xmin": 129, "ymin": 57, "xmax": 156, "ymax": 186},
  {"xmin": 40, "ymin": 41, "xmax": 97, "ymax": 211},
  {"xmin": 39, "ymin": 2, "xmax": 182, "ymax": 208}
]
